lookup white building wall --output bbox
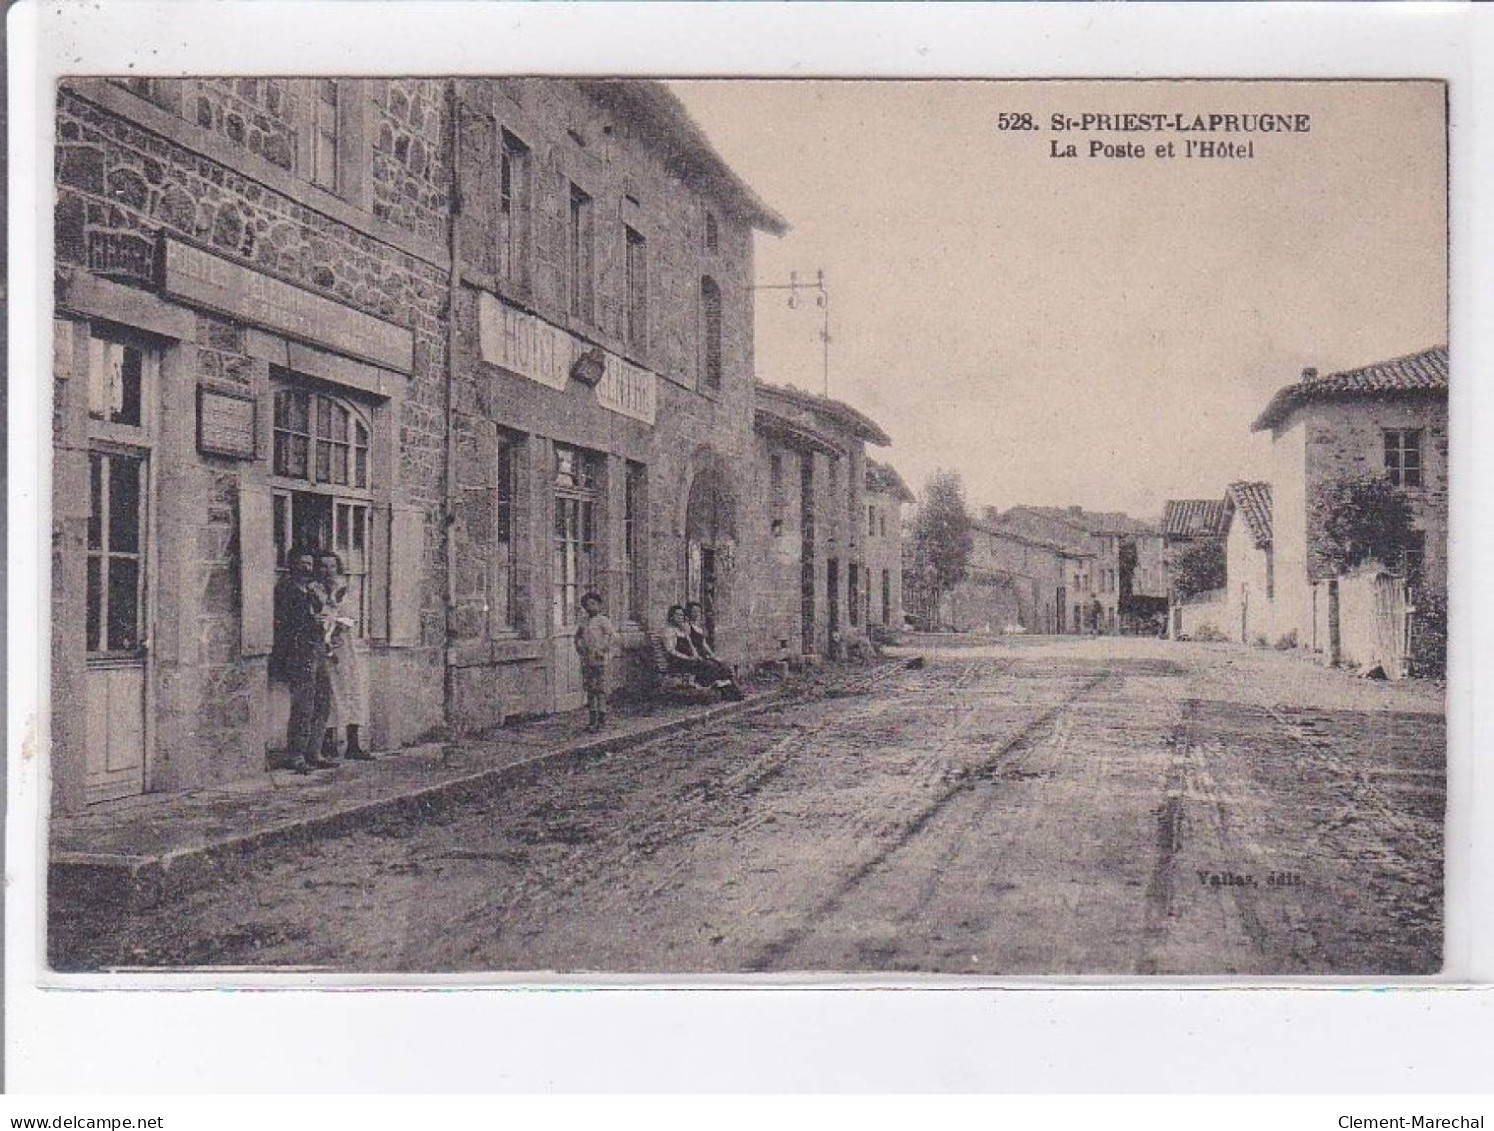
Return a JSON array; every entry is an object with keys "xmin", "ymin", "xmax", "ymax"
[
  {"xmin": 1269, "ymin": 416, "xmax": 1311, "ymax": 647},
  {"xmin": 1225, "ymin": 519, "xmax": 1275, "ymax": 645}
]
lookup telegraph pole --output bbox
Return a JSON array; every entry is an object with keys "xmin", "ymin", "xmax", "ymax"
[{"xmin": 752, "ymin": 269, "xmax": 830, "ymax": 396}]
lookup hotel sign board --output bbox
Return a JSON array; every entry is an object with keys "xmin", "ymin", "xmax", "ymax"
[
  {"xmin": 478, "ymin": 291, "xmax": 569, "ymax": 392},
  {"xmin": 160, "ymin": 238, "xmax": 415, "ymax": 374},
  {"xmin": 478, "ymin": 291, "xmax": 656, "ymax": 426},
  {"xmin": 595, "ymin": 353, "xmax": 656, "ymax": 425}
]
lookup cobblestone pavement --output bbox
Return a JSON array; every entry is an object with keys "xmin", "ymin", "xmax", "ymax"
[{"xmin": 53, "ymin": 637, "xmax": 1444, "ymax": 975}]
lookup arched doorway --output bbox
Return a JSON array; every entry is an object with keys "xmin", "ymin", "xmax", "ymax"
[{"xmin": 684, "ymin": 462, "xmax": 737, "ymax": 648}]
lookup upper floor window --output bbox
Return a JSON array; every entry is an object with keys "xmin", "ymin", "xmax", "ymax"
[
  {"xmin": 567, "ymin": 182, "xmax": 594, "ymax": 323},
  {"xmin": 704, "ymin": 211, "xmax": 719, "ymax": 254},
  {"xmin": 700, "ymin": 275, "xmax": 723, "ymax": 390},
  {"xmin": 312, "ymin": 79, "xmax": 340, "ymax": 192},
  {"xmin": 868, "ymin": 505, "xmax": 876, "ymax": 537},
  {"xmin": 498, "ymin": 130, "xmax": 531, "ymax": 289},
  {"xmin": 88, "ymin": 334, "xmax": 145, "ymax": 428},
  {"xmin": 624, "ymin": 224, "xmax": 648, "ymax": 351},
  {"xmin": 1384, "ymin": 429, "xmax": 1423, "ymax": 488}
]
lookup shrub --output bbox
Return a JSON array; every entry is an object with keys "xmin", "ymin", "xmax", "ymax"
[
  {"xmin": 1252, "ymin": 632, "xmax": 1270, "ymax": 649},
  {"xmin": 1311, "ymin": 473, "xmax": 1417, "ymax": 576},
  {"xmin": 1166, "ymin": 538, "xmax": 1227, "ymax": 600},
  {"xmin": 1410, "ymin": 590, "xmax": 1448, "ymax": 678},
  {"xmin": 1274, "ymin": 630, "xmax": 1298, "ymax": 651},
  {"xmin": 1193, "ymin": 624, "xmax": 1228, "ymax": 643}
]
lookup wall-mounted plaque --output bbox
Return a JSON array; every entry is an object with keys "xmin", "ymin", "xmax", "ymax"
[{"xmin": 197, "ymin": 385, "xmax": 258, "ymax": 459}]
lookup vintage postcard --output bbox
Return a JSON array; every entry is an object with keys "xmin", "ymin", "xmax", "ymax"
[{"xmin": 37, "ymin": 71, "xmax": 1451, "ymax": 980}]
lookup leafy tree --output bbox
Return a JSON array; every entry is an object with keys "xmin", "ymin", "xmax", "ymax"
[
  {"xmin": 1165, "ymin": 537, "xmax": 1226, "ymax": 601},
  {"xmin": 1311, "ymin": 473, "xmax": 1417, "ymax": 575},
  {"xmin": 910, "ymin": 470, "xmax": 975, "ymax": 628}
]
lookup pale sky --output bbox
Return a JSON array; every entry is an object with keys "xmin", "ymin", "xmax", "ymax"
[{"xmin": 670, "ymin": 80, "xmax": 1447, "ymax": 521}]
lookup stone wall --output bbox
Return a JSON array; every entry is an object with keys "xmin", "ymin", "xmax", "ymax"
[
  {"xmin": 944, "ymin": 572, "xmax": 1033, "ymax": 634},
  {"xmin": 968, "ymin": 527, "xmax": 1063, "ymax": 633},
  {"xmin": 175, "ymin": 78, "xmax": 302, "ymax": 172},
  {"xmin": 368, "ymin": 79, "xmax": 450, "ymax": 245}
]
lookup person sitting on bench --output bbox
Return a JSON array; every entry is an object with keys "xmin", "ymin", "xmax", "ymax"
[{"xmin": 662, "ymin": 604, "xmax": 744, "ymax": 701}]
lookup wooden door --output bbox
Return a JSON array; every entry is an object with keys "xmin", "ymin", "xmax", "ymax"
[
  {"xmin": 84, "ymin": 450, "xmax": 149, "ymax": 803},
  {"xmin": 551, "ymin": 446, "xmax": 597, "ymax": 712}
]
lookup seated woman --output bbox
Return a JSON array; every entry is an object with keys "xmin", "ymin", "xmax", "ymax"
[{"xmin": 662, "ymin": 604, "xmax": 744, "ymax": 701}]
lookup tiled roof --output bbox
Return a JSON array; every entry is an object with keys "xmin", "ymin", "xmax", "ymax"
[
  {"xmin": 981, "ymin": 509, "xmax": 1096, "ymax": 557},
  {"xmin": 1161, "ymin": 499, "xmax": 1227, "ymax": 538},
  {"xmin": 972, "ymin": 519, "xmax": 1095, "ymax": 559},
  {"xmin": 1225, "ymin": 481, "xmax": 1273, "ymax": 549},
  {"xmin": 1014, "ymin": 505, "xmax": 1157, "ymax": 536},
  {"xmin": 1251, "ymin": 345, "xmax": 1448, "ymax": 432},
  {"xmin": 865, "ymin": 458, "xmax": 915, "ymax": 503}
]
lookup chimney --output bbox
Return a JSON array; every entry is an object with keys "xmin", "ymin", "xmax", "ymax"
[
  {"xmin": 983, "ymin": 506, "xmax": 1000, "ymax": 524},
  {"xmin": 1301, "ymin": 367, "xmax": 1318, "ymax": 382},
  {"xmin": 1068, "ymin": 505, "xmax": 1083, "ymax": 516}
]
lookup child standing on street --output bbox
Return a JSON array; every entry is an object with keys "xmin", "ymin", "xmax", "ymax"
[{"xmin": 575, "ymin": 590, "xmax": 618, "ymax": 732}]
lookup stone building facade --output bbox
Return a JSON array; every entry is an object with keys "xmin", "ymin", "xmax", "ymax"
[
  {"xmin": 441, "ymin": 80, "xmax": 785, "ymax": 728},
  {"xmin": 53, "ymin": 77, "xmax": 451, "ymax": 812},
  {"xmin": 863, "ymin": 459, "xmax": 913, "ymax": 630},
  {"xmin": 51, "ymin": 77, "xmax": 789, "ymax": 811},
  {"xmin": 1250, "ymin": 346, "xmax": 1448, "ymax": 654},
  {"xmin": 947, "ymin": 517, "xmax": 1073, "ymax": 634},
  {"xmin": 749, "ymin": 383, "xmax": 891, "ymax": 660},
  {"xmin": 998, "ymin": 506, "xmax": 1117, "ymax": 632}
]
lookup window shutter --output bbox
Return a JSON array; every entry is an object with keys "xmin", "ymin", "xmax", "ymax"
[
  {"xmin": 389, "ymin": 503, "xmax": 425, "ymax": 646},
  {"xmin": 239, "ymin": 489, "xmax": 276, "ymax": 656}
]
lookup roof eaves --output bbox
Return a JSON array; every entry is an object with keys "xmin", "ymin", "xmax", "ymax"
[
  {"xmin": 583, "ymin": 81, "xmax": 790, "ymax": 237},
  {"xmin": 753, "ymin": 406, "xmax": 845, "ymax": 457},
  {"xmin": 755, "ymin": 382, "xmax": 892, "ymax": 446}
]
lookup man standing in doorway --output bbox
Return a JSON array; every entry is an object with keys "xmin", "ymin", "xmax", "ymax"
[{"xmin": 272, "ymin": 545, "xmax": 335, "ymax": 774}]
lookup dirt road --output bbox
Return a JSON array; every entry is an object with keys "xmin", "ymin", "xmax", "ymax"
[{"xmin": 54, "ymin": 637, "xmax": 1444, "ymax": 975}]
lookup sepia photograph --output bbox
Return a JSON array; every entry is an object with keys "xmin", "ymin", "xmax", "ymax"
[{"xmin": 42, "ymin": 72, "xmax": 1448, "ymax": 978}]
